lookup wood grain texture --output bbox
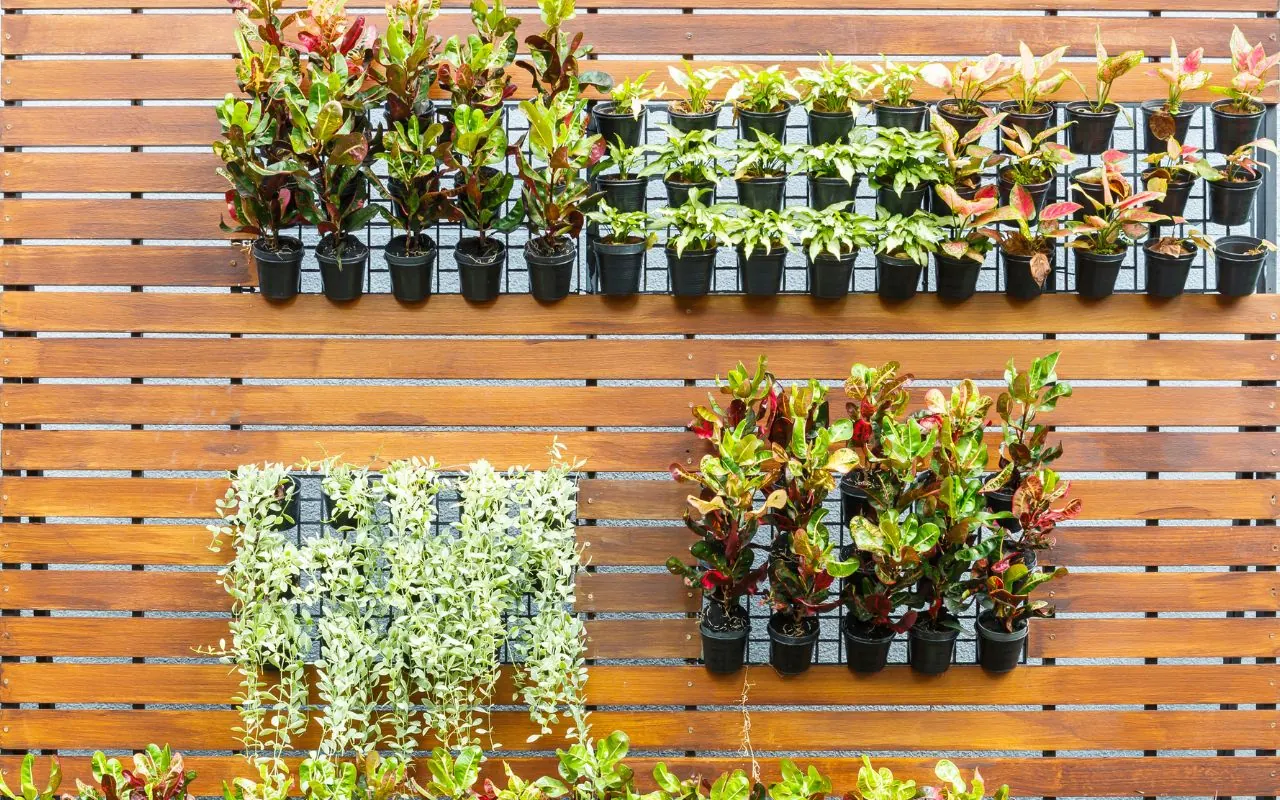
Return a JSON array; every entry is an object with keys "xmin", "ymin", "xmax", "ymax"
[
  {"xmin": 0, "ymin": 246, "xmax": 252, "ymax": 287},
  {"xmin": 0, "ymin": 106, "xmax": 220, "ymax": 147},
  {"xmin": 1029, "ymin": 617, "xmax": 1280, "ymax": 659},
  {"xmin": 3, "ymin": 0, "xmax": 1271, "ymax": 9},
  {"xmin": 0, "ymin": 152, "xmax": 224, "ymax": 193}
]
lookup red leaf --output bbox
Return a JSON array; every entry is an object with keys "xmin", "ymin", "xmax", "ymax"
[{"xmin": 339, "ymin": 16, "xmax": 366, "ymax": 55}]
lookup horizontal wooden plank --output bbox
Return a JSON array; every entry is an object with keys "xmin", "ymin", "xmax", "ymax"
[
  {"xmin": 2, "ymin": 569, "xmax": 1273, "ymax": 613},
  {"xmin": 0, "ymin": 199, "xmax": 224, "ymax": 240},
  {"xmin": 1, "ymin": 663, "xmax": 1275, "ymax": 706},
  {"xmin": 5, "ymin": 429, "xmax": 1274, "ymax": 473},
  {"xmin": 0, "ymin": 246, "xmax": 252, "ymax": 287},
  {"xmin": 3, "ymin": 0, "xmax": 1269, "ymax": 10},
  {"xmin": 1, "ymin": 59, "xmax": 1261, "ymax": 103},
  {"xmin": 0, "ymin": 106, "xmax": 220, "ymax": 147},
  {"xmin": 1048, "ymin": 525, "xmax": 1280, "ymax": 567},
  {"xmin": 6, "ymin": 294, "xmax": 1280, "ymax": 336},
  {"xmin": 5, "ymin": 15, "xmax": 1266, "ymax": 58},
  {"xmin": 1029, "ymin": 617, "xmax": 1280, "ymax": 659},
  {"xmin": 2, "ymin": 755, "xmax": 1274, "ymax": 799},
  {"xmin": 0, "ymin": 152, "xmax": 223, "ymax": 193},
  {"xmin": 2, "ymin": 384, "xmax": 1278, "ymax": 428},
  {"xmin": 1, "ymin": 708, "xmax": 1275, "ymax": 751}
]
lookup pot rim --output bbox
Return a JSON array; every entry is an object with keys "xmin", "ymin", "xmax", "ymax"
[
  {"xmin": 1144, "ymin": 240, "xmax": 1197, "ymax": 261},
  {"xmin": 594, "ymin": 102, "xmax": 645, "ymax": 119},
  {"xmin": 1074, "ymin": 246, "xmax": 1128, "ymax": 265},
  {"xmin": 596, "ymin": 237, "xmax": 651, "ymax": 256},
  {"xmin": 736, "ymin": 101, "xmax": 793, "ymax": 117},
  {"xmin": 997, "ymin": 99, "xmax": 1055, "ymax": 117},
  {"xmin": 935, "ymin": 98, "xmax": 987, "ymax": 118},
  {"xmin": 976, "ymin": 613, "xmax": 1029, "ymax": 641},
  {"xmin": 874, "ymin": 98, "xmax": 928, "ymax": 111},
  {"xmin": 1140, "ymin": 98, "xmax": 1198, "ymax": 117},
  {"xmin": 1215, "ymin": 235, "xmax": 1268, "ymax": 260},
  {"xmin": 808, "ymin": 248, "xmax": 858, "ymax": 264},
  {"xmin": 1064, "ymin": 100, "xmax": 1120, "ymax": 116},
  {"xmin": 599, "ymin": 173, "xmax": 650, "ymax": 186},
  {"xmin": 842, "ymin": 617, "xmax": 896, "ymax": 644},
  {"xmin": 668, "ymin": 102, "xmax": 723, "ymax": 118},
  {"xmin": 767, "ymin": 613, "xmax": 819, "ymax": 643},
  {"xmin": 1210, "ymin": 97, "xmax": 1266, "ymax": 118}
]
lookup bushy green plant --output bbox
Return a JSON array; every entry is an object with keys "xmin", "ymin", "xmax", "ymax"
[
  {"xmin": 732, "ymin": 131, "xmax": 801, "ymax": 179},
  {"xmin": 989, "ymin": 351, "xmax": 1072, "ymax": 490},
  {"xmin": 801, "ymin": 133, "xmax": 883, "ymax": 183},
  {"xmin": 725, "ymin": 205, "xmax": 800, "ymax": 258},
  {"xmin": 640, "ymin": 125, "xmax": 730, "ymax": 185},
  {"xmin": 868, "ymin": 57, "xmax": 933, "ymax": 107},
  {"xmin": 794, "ymin": 203, "xmax": 877, "ymax": 260},
  {"xmin": 869, "ymin": 127, "xmax": 945, "ymax": 195},
  {"xmin": 445, "ymin": 104, "xmax": 526, "ymax": 257},
  {"xmin": 0, "ymin": 754, "xmax": 61, "ymax": 800},
  {"xmin": 609, "ymin": 70, "xmax": 664, "ymax": 118},
  {"xmin": 374, "ymin": 116, "xmax": 460, "ymax": 253},
  {"xmin": 215, "ymin": 95, "xmax": 310, "ymax": 251},
  {"xmin": 437, "ymin": 0, "xmax": 520, "ymax": 109},
  {"xmin": 514, "ymin": 0, "xmax": 612, "ymax": 101},
  {"xmin": 768, "ymin": 761, "xmax": 831, "ymax": 800},
  {"xmin": 557, "ymin": 730, "xmax": 636, "ymax": 800},
  {"xmin": 516, "ymin": 94, "xmax": 603, "ymax": 256},
  {"xmin": 852, "ymin": 756, "xmax": 917, "ymax": 800},
  {"xmin": 651, "ymin": 189, "xmax": 734, "ymax": 255},
  {"xmin": 665, "ymin": 62, "xmax": 729, "ymax": 115},
  {"xmin": 592, "ymin": 137, "xmax": 652, "ymax": 181},
  {"xmin": 795, "ymin": 54, "xmax": 869, "ymax": 114},
  {"xmin": 724, "ymin": 64, "xmax": 796, "ymax": 113},
  {"xmin": 588, "ymin": 203, "xmax": 658, "ymax": 247},
  {"xmin": 874, "ymin": 208, "xmax": 944, "ymax": 266}
]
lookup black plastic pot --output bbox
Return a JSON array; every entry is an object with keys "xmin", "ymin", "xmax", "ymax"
[
  {"xmin": 527, "ymin": 239, "xmax": 576, "ymax": 302},
  {"xmin": 594, "ymin": 102, "xmax": 645, "ymax": 149},
  {"xmin": 874, "ymin": 100, "xmax": 928, "ymax": 132},
  {"xmin": 1145, "ymin": 172, "xmax": 1195, "ymax": 220},
  {"xmin": 876, "ymin": 253, "xmax": 922, "ymax": 301},
  {"xmin": 768, "ymin": 614, "xmax": 818, "ymax": 676},
  {"xmin": 809, "ymin": 174, "xmax": 858, "ymax": 209},
  {"xmin": 936, "ymin": 100, "xmax": 987, "ymax": 140},
  {"xmin": 877, "ymin": 183, "xmax": 929, "ymax": 216},
  {"xmin": 665, "ymin": 178, "xmax": 715, "ymax": 207},
  {"xmin": 253, "ymin": 236, "xmax": 303, "ymax": 301},
  {"xmin": 1002, "ymin": 246, "xmax": 1056, "ymax": 300},
  {"xmin": 934, "ymin": 252, "xmax": 981, "ymax": 302},
  {"xmin": 808, "ymin": 109, "xmax": 855, "ymax": 145},
  {"xmin": 985, "ymin": 473, "xmax": 1021, "ymax": 533},
  {"xmin": 998, "ymin": 101, "xmax": 1056, "ymax": 144},
  {"xmin": 315, "ymin": 234, "xmax": 368, "ymax": 302},
  {"xmin": 842, "ymin": 618, "xmax": 894, "ymax": 675},
  {"xmin": 1215, "ymin": 236, "xmax": 1270, "ymax": 297},
  {"xmin": 976, "ymin": 613, "xmax": 1027, "ymax": 673},
  {"xmin": 269, "ymin": 477, "xmax": 300, "ymax": 531},
  {"xmin": 456, "ymin": 237, "xmax": 506, "ymax": 302},
  {"xmin": 1065, "ymin": 102, "xmax": 1119, "ymax": 156},
  {"xmin": 701, "ymin": 601, "xmax": 750, "ymax": 674},
  {"xmin": 1140, "ymin": 100, "xmax": 1196, "ymax": 154},
  {"xmin": 599, "ymin": 175, "xmax": 649, "ymax": 212},
  {"xmin": 1211, "ymin": 99, "xmax": 1265, "ymax": 156},
  {"xmin": 322, "ymin": 491, "xmax": 360, "ymax": 530},
  {"xmin": 737, "ymin": 104, "xmax": 791, "ymax": 142},
  {"xmin": 736, "ymin": 176, "xmax": 786, "ymax": 212},
  {"xmin": 909, "ymin": 621, "xmax": 959, "ymax": 675},
  {"xmin": 998, "ymin": 170, "xmax": 1053, "ymax": 220},
  {"xmin": 840, "ymin": 472, "xmax": 874, "ymax": 523},
  {"xmin": 738, "ymin": 247, "xmax": 787, "ymax": 296},
  {"xmin": 1144, "ymin": 240, "xmax": 1196, "ymax": 298},
  {"xmin": 666, "ymin": 245, "xmax": 716, "ymax": 296},
  {"xmin": 1209, "ymin": 172, "xmax": 1263, "ymax": 227},
  {"xmin": 385, "ymin": 234, "xmax": 436, "ymax": 303},
  {"xmin": 807, "ymin": 250, "xmax": 857, "ymax": 299},
  {"xmin": 669, "ymin": 105, "xmax": 722, "ymax": 134},
  {"xmin": 595, "ymin": 238, "xmax": 648, "ymax": 296},
  {"xmin": 1074, "ymin": 247, "xmax": 1126, "ymax": 298}
]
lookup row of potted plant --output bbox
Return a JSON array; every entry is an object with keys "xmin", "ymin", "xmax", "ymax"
[{"xmin": 669, "ymin": 353, "xmax": 1078, "ymax": 677}]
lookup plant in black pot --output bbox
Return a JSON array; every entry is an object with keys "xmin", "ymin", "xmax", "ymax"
[
  {"xmin": 444, "ymin": 104, "xmax": 526, "ymax": 302},
  {"xmin": 801, "ymin": 131, "xmax": 881, "ymax": 209},
  {"xmin": 995, "ymin": 122, "xmax": 1074, "ymax": 219},
  {"xmin": 933, "ymin": 184, "xmax": 1014, "ymax": 302},
  {"xmin": 931, "ymin": 111, "xmax": 1004, "ymax": 209},
  {"xmin": 435, "ymin": 3, "xmax": 520, "ymax": 112},
  {"xmin": 514, "ymin": 95, "xmax": 603, "ymax": 302},
  {"xmin": 999, "ymin": 42, "xmax": 1069, "ymax": 143},
  {"xmin": 651, "ymin": 188, "xmax": 733, "ymax": 297},
  {"xmin": 841, "ymin": 360, "xmax": 914, "ymax": 525},
  {"xmin": 591, "ymin": 137, "xmax": 653, "ymax": 212},
  {"xmin": 988, "ymin": 185, "xmax": 1075, "ymax": 299},
  {"xmin": 869, "ymin": 127, "xmax": 944, "ymax": 216},
  {"xmin": 795, "ymin": 202, "xmax": 876, "ymax": 299},
  {"xmin": 1142, "ymin": 40, "xmax": 1210, "ymax": 154},
  {"xmin": 641, "ymin": 125, "xmax": 730, "ymax": 207},
  {"xmin": 731, "ymin": 132, "xmax": 801, "ymax": 212},
  {"xmin": 921, "ymin": 54, "xmax": 1010, "ymax": 140},
  {"xmin": 971, "ymin": 553, "xmax": 1067, "ymax": 674},
  {"xmin": 374, "ymin": 116, "xmax": 460, "ymax": 303},
  {"xmin": 795, "ymin": 54, "xmax": 870, "ymax": 145},
  {"xmin": 594, "ymin": 71, "xmax": 663, "ymax": 149},
  {"xmin": 663, "ymin": 61, "xmax": 728, "ymax": 134},
  {"xmin": 768, "ymin": 511, "xmax": 855, "ymax": 676},
  {"xmin": 1140, "ymin": 136, "xmax": 1206, "ymax": 221},
  {"xmin": 586, "ymin": 202, "xmax": 657, "ymax": 296},
  {"xmin": 1209, "ymin": 27, "xmax": 1279, "ymax": 155},
  {"xmin": 1201, "ymin": 138, "xmax": 1278, "ymax": 228},
  {"xmin": 724, "ymin": 205, "xmax": 799, "ymax": 296},
  {"xmin": 872, "ymin": 209, "xmax": 941, "ymax": 302},
  {"xmin": 1001, "ymin": 467, "xmax": 1081, "ymax": 572},
  {"xmin": 1144, "ymin": 229, "xmax": 1212, "ymax": 298},
  {"xmin": 216, "ymin": 95, "xmax": 311, "ymax": 302},
  {"xmin": 1215, "ymin": 235, "xmax": 1277, "ymax": 297},
  {"xmin": 844, "ymin": 514, "xmax": 928, "ymax": 674},
  {"xmin": 1063, "ymin": 27, "xmax": 1143, "ymax": 156},
  {"xmin": 377, "ymin": 0, "xmax": 442, "ymax": 127},
  {"xmin": 868, "ymin": 56, "xmax": 937, "ymax": 132},
  {"xmin": 724, "ymin": 64, "xmax": 797, "ymax": 143}
]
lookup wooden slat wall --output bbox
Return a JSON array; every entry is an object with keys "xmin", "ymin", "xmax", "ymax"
[{"xmin": 1, "ymin": 0, "xmax": 1278, "ymax": 796}]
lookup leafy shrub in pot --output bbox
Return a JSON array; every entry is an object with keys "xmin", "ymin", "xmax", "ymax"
[
  {"xmin": 921, "ymin": 54, "xmax": 1010, "ymax": 140},
  {"xmin": 642, "ymin": 124, "xmax": 730, "ymax": 206},
  {"xmin": 996, "ymin": 121, "xmax": 1074, "ymax": 219},
  {"xmin": 934, "ymin": 184, "xmax": 1014, "ymax": 302},
  {"xmin": 435, "ymin": 0, "xmax": 521, "ymax": 111},
  {"xmin": 795, "ymin": 202, "xmax": 876, "ymax": 299},
  {"xmin": 1209, "ymin": 27, "xmax": 1278, "ymax": 155},
  {"xmin": 844, "ymin": 512, "xmax": 927, "ymax": 673},
  {"xmin": 725, "ymin": 205, "xmax": 799, "ymax": 296},
  {"xmin": 870, "ymin": 127, "xmax": 945, "ymax": 216},
  {"xmin": 1202, "ymin": 138, "xmax": 1278, "ymax": 227},
  {"xmin": 591, "ymin": 137, "xmax": 652, "ymax": 215},
  {"xmin": 931, "ymin": 111, "xmax": 1003, "ymax": 211},
  {"xmin": 594, "ymin": 71, "xmax": 663, "ymax": 148},
  {"xmin": 841, "ymin": 361, "xmax": 913, "ymax": 527},
  {"xmin": 731, "ymin": 132, "xmax": 800, "ymax": 212},
  {"xmin": 998, "ymin": 42, "xmax": 1070, "ymax": 142},
  {"xmin": 586, "ymin": 202, "xmax": 656, "ymax": 296},
  {"xmin": 795, "ymin": 54, "xmax": 870, "ymax": 144},
  {"xmin": 873, "ymin": 209, "xmax": 942, "ymax": 301},
  {"xmin": 1064, "ymin": 27, "xmax": 1143, "ymax": 155},
  {"xmin": 1141, "ymin": 136, "xmax": 1207, "ymax": 220},
  {"xmin": 869, "ymin": 56, "xmax": 937, "ymax": 132},
  {"xmin": 802, "ymin": 132, "xmax": 881, "ymax": 209},
  {"xmin": 1141, "ymin": 40, "xmax": 1211, "ymax": 153},
  {"xmin": 1144, "ymin": 230, "xmax": 1212, "ymax": 298},
  {"xmin": 652, "ymin": 188, "xmax": 733, "ymax": 296},
  {"xmin": 664, "ymin": 62, "xmax": 728, "ymax": 133},
  {"xmin": 725, "ymin": 64, "xmax": 797, "ymax": 142},
  {"xmin": 377, "ymin": 0, "xmax": 442, "ymax": 126},
  {"xmin": 988, "ymin": 184, "xmax": 1074, "ymax": 299},
  {"xmin": 1215, "ymin": 235, "xmax": 1277, "ymax": 297}
]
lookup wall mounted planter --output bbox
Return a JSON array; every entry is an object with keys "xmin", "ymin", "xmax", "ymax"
[
  {"xmin": 253, "ymin": 236, "xmax": 303, "ymax": 302},
  {"xmin": 316, "ymin": 234, "xmax": 368, "ymax": 302}
]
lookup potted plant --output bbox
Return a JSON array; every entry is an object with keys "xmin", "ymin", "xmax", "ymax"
[
  {"xmin": 931, "ymin": 111, "xmax": 1003, "ymax": 208},
  {"xmin": 652, "ymin": 188, "xmax": 733, "ymax": 296},
  {"xmin": 1000, "ymin": 43, "xmax": 1069, "ymax": 141},
  {"xmin": 642, "ymin": 124, "xmax": 730, "ymax": 206},
  {"xmin": 1065, "ymin": 150, "xmax": 1169, "ymax": 298},
  {"xmin": 795, "ymin": 202, "xmax": 876, "ymax": 299},
  {"xmin": 515, "ymin": 95, "xmax": 603, "ymax": 302},
  {"xmin": 844, "ymin": 514, "xmax": 930, "ymax": 673},
  {"xmin": 725, "ymin": 64, "xmax": 797, "ymax": 142},
  {"xmin": 725, "ymin": 205, "xmax": 799, "ymax": 296},
  {"xmin": 841, "ymin": 361, "xmax": 914, "ymax": 526},
  {"xmin": 795, "ymin": 54, "xmax": 869, "ymax": 145},
  {"xmin": 1215, "ymin": 236, "xmax": 1277, "ymax": 297},
  {"xmin": 436, "ymin": 2, "xmax": 520, "ymax": 113},
  {"xmin": 868, "ymin": 56, "xmax": 936, "ymax": 132},
  {"xmin": 989, "ymin": 185, "xmax": 1075, "ymax": 299},
  {"xmin": 732, "ymin": 132, "xmax": 800, "ymax": 212},
  {"xmin": 921, "ymin": 54, "xmax": 1010, "ymax": 139},
  {"xmin": 1145, "ymin": 229, "xmax": 1212, "ymax": 298},
  {"xmin": 587, "ymin": 202, "xmax": 657, "ymax": 296},
  {"xmin": 973, "ymin": 556, "xmax": 1066, "ymax": 673},
  {"xmin": 514, "ymin": 0, "xmax": 612, "ymax": 102},
  {"xmin": 591, "ymin": 137, "xmax": 652, "ymax": 212},
  {"xmin": 802, "ymin": 131, "xmax": 881, "ymax": 209},
  {"xmin": 1064, "ymin": 27, "xmax": 1143, "ymax": 156},
  {"xmin": 1142, "ymin": 39, "xmax": 1210, "ymax": 153},
  {"xmin": 664, "ymin": 62, "xmax": 728, "ymax": 133},
  {"xmin": 445, "ymin": 104, "xmax": 525, "ymax": 302},
  {"xmin": 870, "ymin": 127, "xmax": 944, "ymax": 215},
  {"xmin": 378, "ymin": 0, "xmax": 441, "ymax": 127},
  {"xmin": 594, "ymin": 71, "xmax": 662, "ymax": 148},
  {"xmin": 996, "ymin": 122, "xmax": 1074, "ymax": 219},
  {"xmin": 934, "ymin": 184, "xmax": 1015, "ymax": 302},
  {"xmin": 1204, "ymin": 138, "xmax": 1277, "ymax": 227},
  {"xmin": 768, "ymin": 511, "xmax": 854, "ymax": 675},
  {"xmin": 873, "ymin": 208, "xmax": 942, "ymax": 301},
  {"xmin": 216, "ymin": 95, "xmax": 310, "ymax": 302},
  {"xmin": 1211, "ymin": 27, "xmax": 1279, "ymax": 155},
  {"xmin": 1141, "ymin": 136, "xmax": 1207, "ymax": 220},
  {"xmin": 374, "ymin": 117, "xmax": 459, "ymax": 302}
]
